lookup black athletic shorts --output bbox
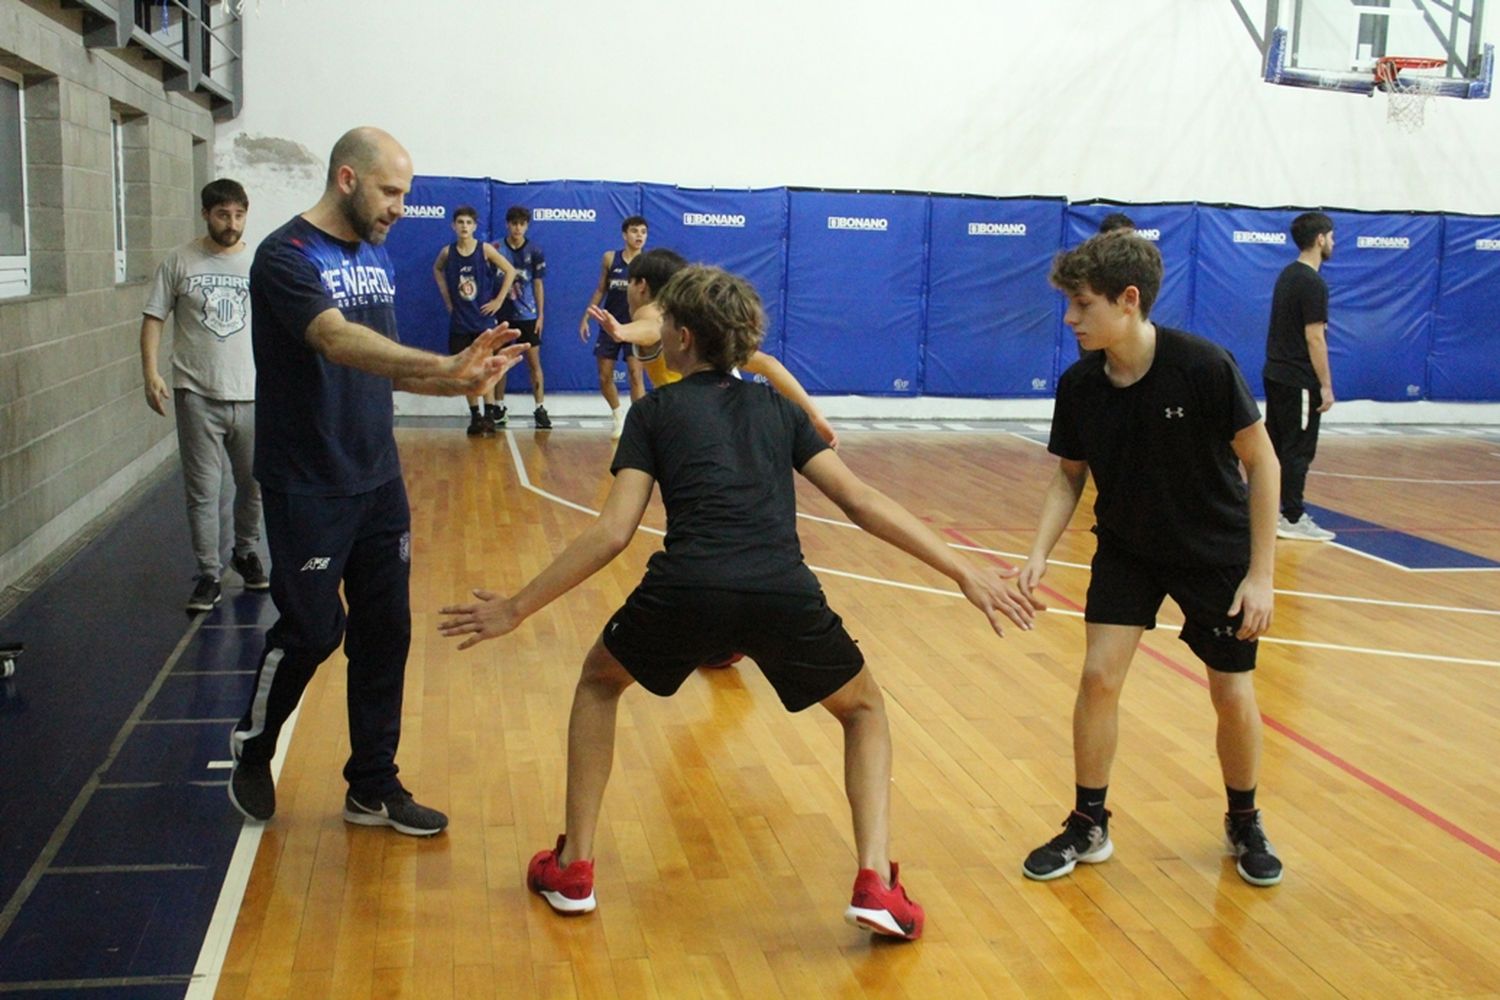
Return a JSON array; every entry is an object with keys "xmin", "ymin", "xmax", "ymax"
[
  {"xmin": 601, "ymin": 585, "xmax": 864, "ymax": 712},
  {"xmin": 506, "ymin": 319, "xmax": 540, "ymax": 349},
  {"xmin": 448, "ymin": 327, "xmax": 483, "ymax": 355},
  {"xmin": 1084, "ymin": 535, "xmax": 1258, "ymax": 673}
]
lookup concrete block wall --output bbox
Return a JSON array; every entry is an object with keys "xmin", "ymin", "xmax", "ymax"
[{"xmin": 0, "ymin": 0, "xmax": 217, "ymax": 592}]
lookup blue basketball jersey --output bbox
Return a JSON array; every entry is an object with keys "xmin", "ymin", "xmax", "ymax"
[
  {"xmin": 601, "ymin": 248, "xmax": 632, "ymax": 323},
  {"xmin": 498, "ymin": 239, "xmax": 546, "ymax": 322},
  {"xmin": 443, "ymin": 241, "xmax": 499, "ymax": 335}
]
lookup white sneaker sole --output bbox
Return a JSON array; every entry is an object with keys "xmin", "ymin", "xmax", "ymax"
[
  {"xmin": 1022, "ymin": 837, "xmax": 1114, "ymax": 881},
  {"xmin": 537, "ymin": 888, "xmax": 596, "ymax": 914},
  {"xmin": 341, "ymin": 809, "xmax": 445, "ymax": 837},
  {"xmin": 844, "ymin": 905, "xmax": 918, "ymax": 939}
]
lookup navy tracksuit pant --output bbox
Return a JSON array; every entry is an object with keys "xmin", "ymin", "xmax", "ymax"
[{"xmin": 233, "ymin": 476, "xmax": 412, "ymax": 798}]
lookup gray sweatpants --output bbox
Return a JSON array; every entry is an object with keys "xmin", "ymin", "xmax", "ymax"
[{"xmin": 175, "ymin": 388, "xmax": 261, "ymax": 579}]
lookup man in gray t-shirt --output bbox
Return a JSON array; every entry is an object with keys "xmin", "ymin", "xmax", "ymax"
[{"xmin": 140, "ymin": 179, "xmax": 265, "ymax": 613}]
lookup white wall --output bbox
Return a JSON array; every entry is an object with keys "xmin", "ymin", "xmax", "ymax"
[
  {"xmin": 210, "ymin": 0, "xmax": 1500, "ymax": 421},
  {"xmin": 217, "ymin": 0, "xmax": 1500, "ymax": 247}
]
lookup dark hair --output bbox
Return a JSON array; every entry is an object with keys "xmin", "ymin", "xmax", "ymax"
[
  {"xmin": 201, "ymin": 178, "xmax": 248, "ymax": 212},
  {"xmin": 1290, "ymin": 211, "xmax": 1334, "ymax": 250},
  {"xmin": 505, "ymin": 205, "xmax": 530, "ymax": 224},
  {"xmin": 621, "ymin": 215, "xmax": 647, "ymax": 233},
  {"xmin": 655, "ymin": 265, "xmax": 764, "ymax": 371},
  {"xmin": 1050, "ymin": 230, "xmax": 1164, "ymax": 320},
  {"xmin": 452, "ymin": 205, "xmax": 478, "ymax": 223},
  {"xmin": 628, "ymin": 248, "xmax": 687, "ymax": 296},
  {"xmin": 1098, "ymin": 212, "xmax": 1134, "ymax": 233}
]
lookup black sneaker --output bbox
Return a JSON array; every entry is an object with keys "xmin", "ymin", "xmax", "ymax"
[
  {"xmin": 228, "ymin": 733, "xmax": 275, "ymax": 821},
  {"xmin": 489, "ymin": 406, "xmax": 508, "ymax": 429},
  {"xmin": 533, "ymin": 405, "xmax": 552, "ymax": 429},
  {"xmin": 343, "ymin": 789, "xmax": 448, "ymax": 837},
  {"xmin": 1023, "ymin": 810, "xmax": 1113, "ymax": 881},
  {"xmin": 1226, "ymin": 810, "xmax": 1283, "ymax": 886},
  {"xmin": 186, "ymin": 575, "xmax": 221, "ymax": 613},
  {"xmin": 231, "ymin": 552, "xmax": 269, "ymax": 590},
  {"xmin": 466, "ymin": 412, "xmax": 486, "ymax": 437}
]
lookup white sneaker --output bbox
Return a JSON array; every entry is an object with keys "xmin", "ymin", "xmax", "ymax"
[
  {"xmin": 1277, "ymin": 513, "xmax": 1336, "ymax": 541},
  {"xmin": 610, "ymin": 407, "xmax": 624, "ymax": 440}
]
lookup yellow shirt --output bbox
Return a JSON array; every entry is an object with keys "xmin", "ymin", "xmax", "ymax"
[{"xmin": 634, "ymin": 343, "xmax": 680, "ymax": 388}]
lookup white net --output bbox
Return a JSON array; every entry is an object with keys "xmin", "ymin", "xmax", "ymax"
[{"xmin": 1379, "ymin": 65, "xmax": 1446, "ymax": 132}]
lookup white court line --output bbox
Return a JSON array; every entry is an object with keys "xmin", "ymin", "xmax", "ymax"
[
  {"xmin": 186, "ymin": 707, "xmax": 301, "ymax": 999},
  {"xmin": 503, "ymin": 432, "xmax": 1500, "ymax": 669},
  {"xmin": 1310, "ymin": 471, "xmax": 1500, "ymax": 485}
]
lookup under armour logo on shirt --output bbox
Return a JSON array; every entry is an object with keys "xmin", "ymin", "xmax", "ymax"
[{"xmin": 1164, "ymin": 407, "xmax": 1185, "ymax": 418}]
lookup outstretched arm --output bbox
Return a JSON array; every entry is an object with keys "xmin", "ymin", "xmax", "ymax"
[
  {"xmin": 799, "ymin": 450, "xmax": 1038, "ymax": 634},
  {"xmin": 304, "ymin": 309, "xmax": 518, "ymax": 395},
  {"xmin": 1229, "ymin": 421, "xmax": 1279, "ymax": 640},
  {"xmin": 741, "ymin": 351, "xmax": 837, "ymax": 448},
  {"xmin": 439, "ymin": 468, "xmax": 656, "ymax": 648},
  {"xmin": 588, "ymin": 303, "xmax": 661, "ymax": 346},
  {"xmin": 1019, "ymin": 458, "xmax": 1088, "ymax": 601}
]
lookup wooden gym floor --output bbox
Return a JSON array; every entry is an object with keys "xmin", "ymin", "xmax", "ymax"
[{"xmin": 211, "ymin": 424, "xmax": 1500, "ymax": 999}]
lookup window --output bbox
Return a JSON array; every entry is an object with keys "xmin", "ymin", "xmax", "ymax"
[
  {"xmin": 110, "ymin": 111, "xmax": 126, "ymax": 283},
  {"xmin": 0, "ymin": 69, "xmax": 29, "ymax": 299}
]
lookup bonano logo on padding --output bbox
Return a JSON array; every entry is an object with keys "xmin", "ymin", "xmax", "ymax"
[
  {"xmin": 404, "ymin": 205, "xmax": 445, "ymax": 219},
  {"xmin": 533, "ymin": 208, "xmax": 597, "ymax": 222},
  {"xmin": 828, "ymin": 216, "xmax": 888, "ymax": 231}
]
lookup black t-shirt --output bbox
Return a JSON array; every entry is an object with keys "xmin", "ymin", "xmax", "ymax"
[
  {"xmin": 251, "ymin": 216, "xmax": 402, "ymax": 496},
  {"xmin": 611, "ymin": 371, "xmax": 831, "ymax": 593},
  {"xmin": 1049, "ymin": 326, "xmax": 1261, "ymax": 567},
  {"xmin": 1262, "ymin": 261, "xmax": 1328, "ymax": 389}
]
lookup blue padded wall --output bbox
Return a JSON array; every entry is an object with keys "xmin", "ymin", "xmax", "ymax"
[
  {"xmin": 385, "ymin": 176, "xmax": 1499, "ymax": 404},
  {"xmin": 490, "ymin": 180, "xmax": 642, "ymax": 393},
  {"xmin": 924, "ymin": 197, "xmax": 1064, "ymax": 397},
  {"xmin": 1191, "ymin": 206, "xmax": 1300, "ymax": 389},
  {"xmin": 1431, "ymin": 217, "xmax": 1500, "ymax": 400},
  {"xmin": 387, "ymin": 176, "xmax": 489, "ymax": 354},
  {"xmin": 782, "ymin": 191, "xmax": 928, "ymax": 395},
  {"xmin": 638, "ymin": 186, "xmax": 789, "ymax": 356},
  {"xmin": 1322, "ymin": 211, "xmax": 1441, "ymax": 401}
]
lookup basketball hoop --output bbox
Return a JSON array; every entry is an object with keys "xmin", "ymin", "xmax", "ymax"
[{"xmin": 1374, "ymin": 56, "xmax": 1447, "ymax": 132}]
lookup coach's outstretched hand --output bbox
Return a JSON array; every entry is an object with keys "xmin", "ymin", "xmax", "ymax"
[
  {"xmin": 960, "ymin": 563, "xmax": 1042, "ymax": 637},
  {"xmin": 439, "ymin": 590, "xmax": 523, "ymax": 649}
]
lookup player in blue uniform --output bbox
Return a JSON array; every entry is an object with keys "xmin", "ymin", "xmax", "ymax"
[
  {"xmin": 495, "ymin": 205, "xmax": 550, "ymax": 429},
  {"xmin": 433, "ymin": 206, "xmax": 516, "ymax": 434},
  {"xmin": 578, "ymin": 215, "xmax": 648, "ymax": 438}
]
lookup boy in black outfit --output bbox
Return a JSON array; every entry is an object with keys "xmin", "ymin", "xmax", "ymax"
[
  {"xmin": 441, "ymin": 265, "xmax": 1039, "ymax": 938},
  {"xmin": 1018, "ymin": 231, "xmax": 1286, "ymax": 887}
]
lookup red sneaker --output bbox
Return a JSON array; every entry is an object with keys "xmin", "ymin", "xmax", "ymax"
[
  {"xmin": 844, "ymin": 862, "xmax": 924, "ymax": 940},
  {"xmin": 700, "ymin": 652, "xmax": 744, "ymax": 669},
  {"xmin": 527, "ymin": 835, "xmax": 596, "ymax": 914}
]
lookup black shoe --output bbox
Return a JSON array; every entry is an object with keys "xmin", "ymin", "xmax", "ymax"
[
  {"xmin": 228, "ymin": 733, "xmax": 275, "ymax": 821},
  {"xmin": 1023, "ymin": 810, "xmax": 1113, "ymax": 881},
  {"xmin": 343, "ymin": 789, "xmax": 448, "ymax": 837},
  {"xmin": 533, "ymin": 405, "xmax": 552, "ymax": 429},
  {"xmin": 1226, "ymin": 810, "xmax": 1283, "ymax": 886},
  {"xmin": 489, "ymin": 406, "xmax": 508, "ymax": 429},
  {"xmin": 466, "ymin": 412, "xmax": 486, "ymax": 437},
  {"xmin": 186, "ymin": 575, "xmax": 221, "ymax": 613},
  {"xmin": 231, "ymin": 552, "xmax": 269, "ymax": 590}
]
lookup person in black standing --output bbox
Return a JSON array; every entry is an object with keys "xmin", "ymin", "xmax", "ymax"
[
  {"xmin": 1017, "ymin": 230, "xmax": 1286, "ymax": 887},
  {"xmin": 1264, "ymin": 211, "xmax": 1337, "ymax": 541},
  {"xmin": 227, "ymin": 126, "xmax": 523, "ymax": 835}
]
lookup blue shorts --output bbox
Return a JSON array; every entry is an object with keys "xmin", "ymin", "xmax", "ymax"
[{"xmin": 592, "ymin": 326, "xmax": 633, "ymax": 361}]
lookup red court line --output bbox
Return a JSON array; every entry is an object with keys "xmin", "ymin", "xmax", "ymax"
[{"xmin": 941, "ymin": 527, "xmax": 1500, "ymax": 865}]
